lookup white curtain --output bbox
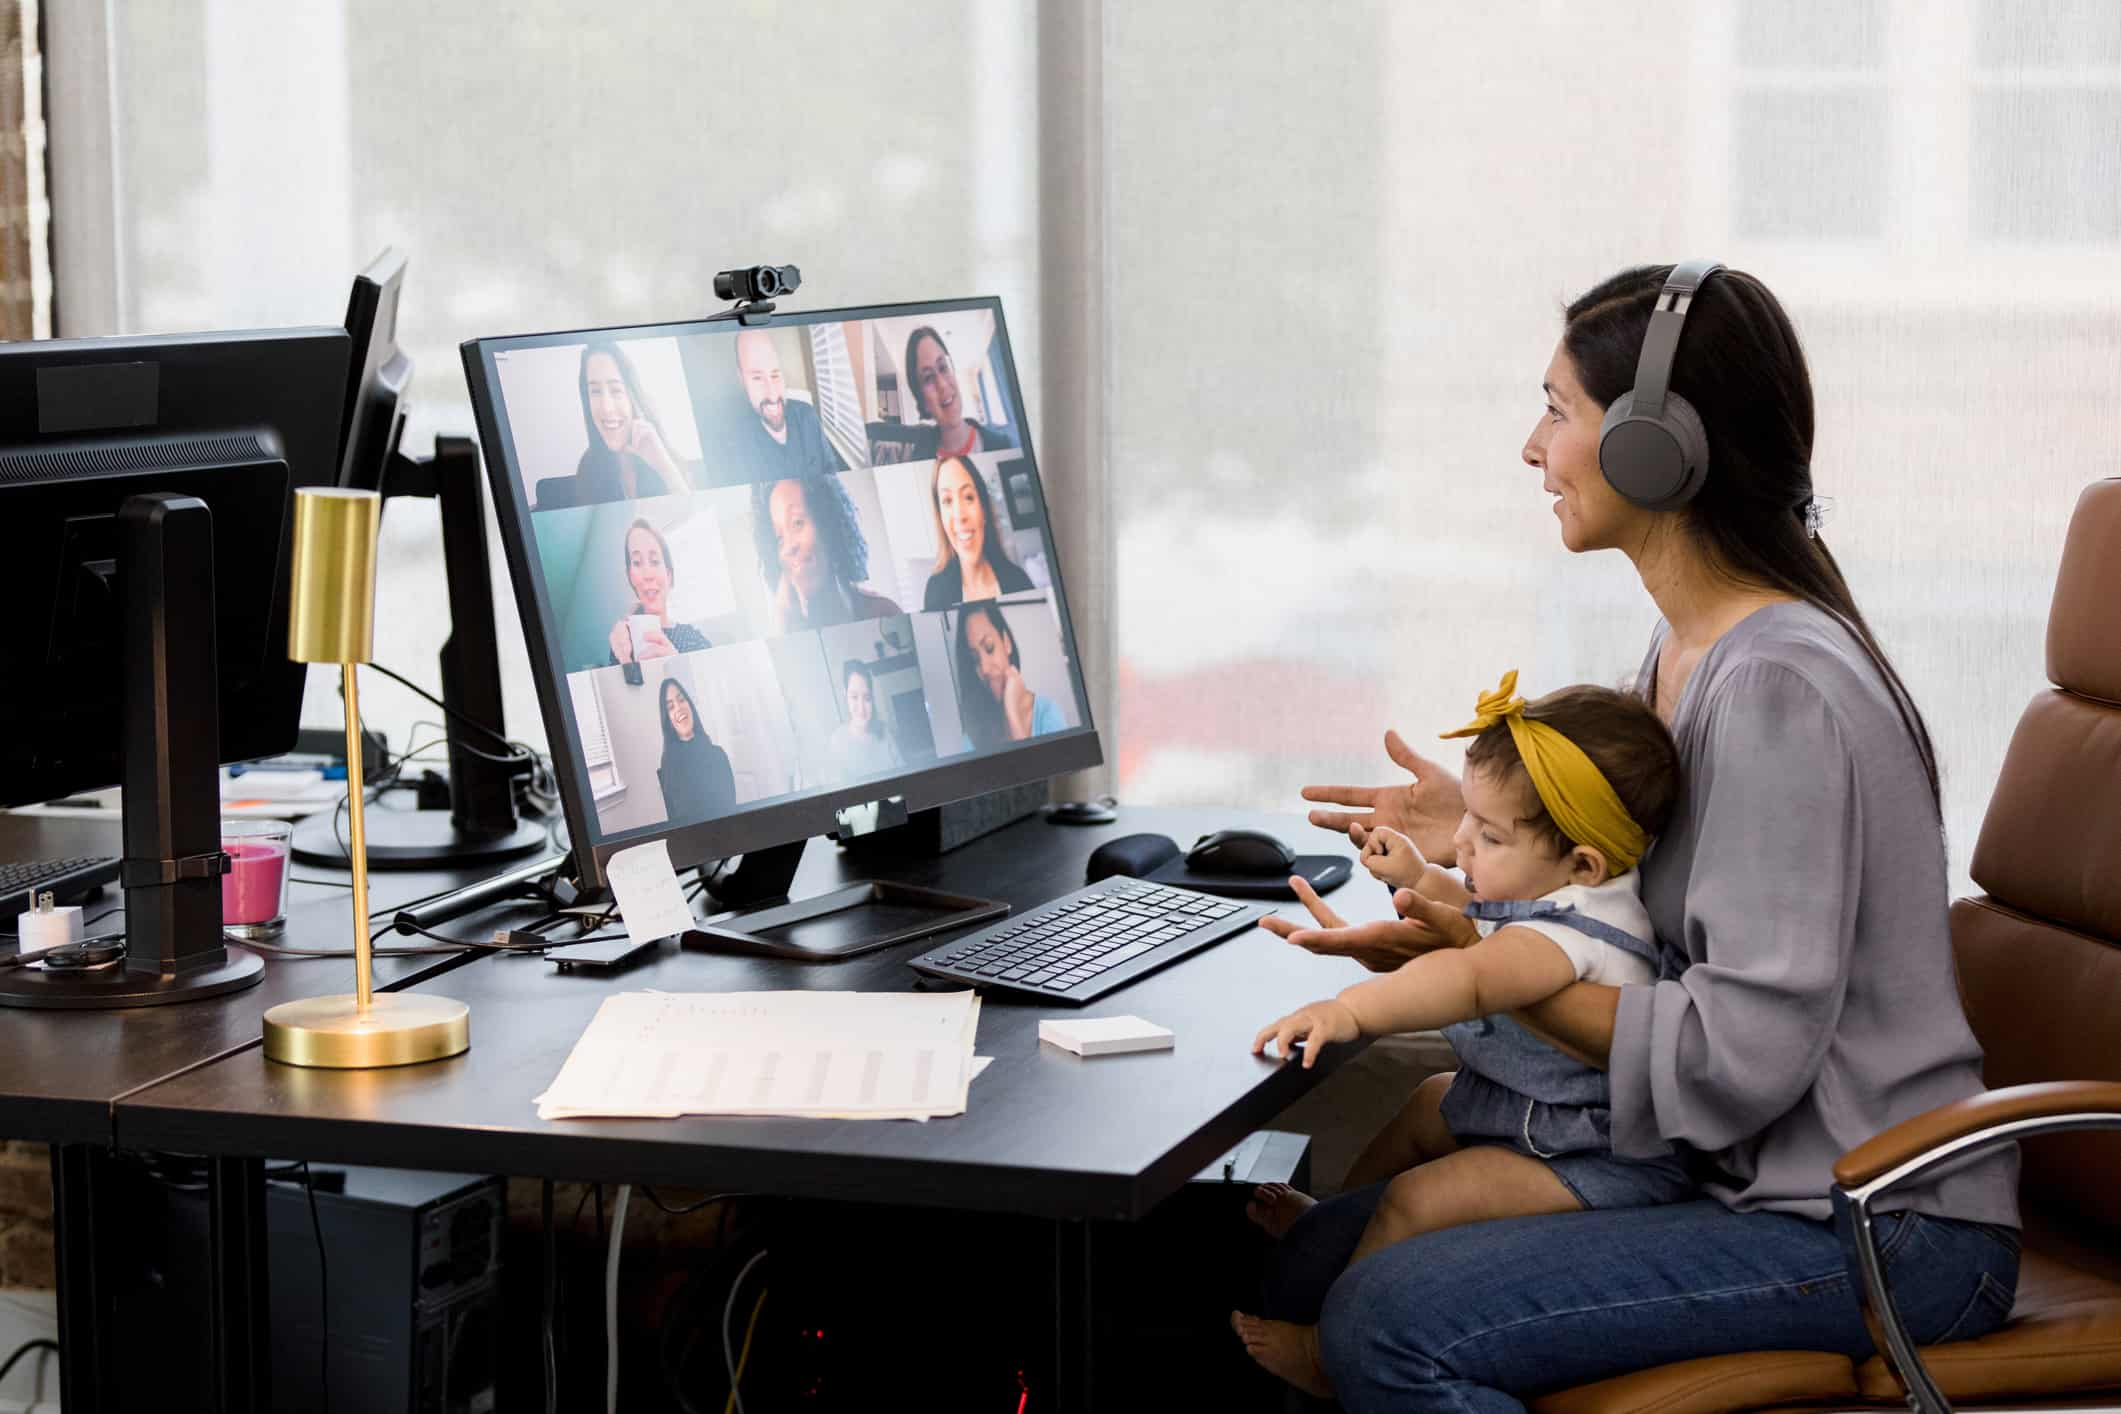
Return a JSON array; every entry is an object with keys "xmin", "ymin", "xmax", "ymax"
[
  {"xmin": 69, "ymin": 1, "xmax": 2121, "ymax": 887},
  {"xmin": 1106, "ymin": 0, "xmax": 2121, "ymax": 891},
  {"xmin": 83, "ymin": 0, "xmax": 1043, "ymax": 763}
]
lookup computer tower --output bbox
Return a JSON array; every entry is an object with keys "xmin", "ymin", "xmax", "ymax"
[{"xmin": 265, "ymin": 1167, "xmax": 503, "ymax": 1414}]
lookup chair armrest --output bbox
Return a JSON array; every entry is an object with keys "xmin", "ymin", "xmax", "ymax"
[
  {"xmin": 1831, "ymin": 1080, "xmax": 2121, "ymax": 1414},
  {"xmin": 1834, "ymin": 1080, "xmax": 2121, "ymax": 1188}
]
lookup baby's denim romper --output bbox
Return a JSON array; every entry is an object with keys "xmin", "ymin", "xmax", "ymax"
[{"xmin": 1438, "ymin": 897, "xmax": 1695, "ymax": 1210}]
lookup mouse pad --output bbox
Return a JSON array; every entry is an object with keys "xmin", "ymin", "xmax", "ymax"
[{"xmin": 1144, "ymin": 854, "xmax": 1352, "ymax": 900}]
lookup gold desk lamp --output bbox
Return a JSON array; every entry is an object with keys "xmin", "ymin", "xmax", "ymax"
[{"xmin": 262, "ymin": 488, "xmax": 470, "ymax": 1068}]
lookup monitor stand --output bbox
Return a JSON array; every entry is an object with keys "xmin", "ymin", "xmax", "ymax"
[
  {"xmin": 0, "ymin": 493, "xmax": 264, "ymax": 1009},
  {"xmin": 291, "ymin": 434, "xmax": 547, "ymax": 870},
  {"xmin": 684, "ymin": 837, "xmax": 1007, "ymax": 962}
]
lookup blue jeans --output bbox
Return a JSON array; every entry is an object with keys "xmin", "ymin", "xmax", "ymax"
[{"xmin": 1265, "ymin": 1188, "xmax": 2020, "ymax": 1414}]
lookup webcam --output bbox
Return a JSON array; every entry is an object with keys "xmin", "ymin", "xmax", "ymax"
[{"xmin": 714, "ymin": 264, "xmax": 802, "ymax": 303}]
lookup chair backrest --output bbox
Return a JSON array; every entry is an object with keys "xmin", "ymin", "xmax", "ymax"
[{"xmin": 1952, "ymin": 477, "xmax": 2121, "ymax": 1242}]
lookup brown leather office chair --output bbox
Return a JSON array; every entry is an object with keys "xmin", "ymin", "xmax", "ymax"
[{"xmin": 1532, "ymin": 477, "xmax": 2121, "ymax": 1414}]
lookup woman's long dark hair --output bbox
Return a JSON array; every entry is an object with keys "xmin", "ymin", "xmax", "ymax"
[
  {"xmin": 751, "ymin": 474, "xmax": 871, "ymax": 591},
  {"xmin": 658, "ymin": 676, "xmax": 708, "ymax": 762},
  {"xmin": 1563, "ymin": 264, "xmax": 1939, "ymax": 805},
  {"xmin": 926, "ymin": 455, "xmax": 1024, "ymax": 580},
  {"xmin": 578, "ymin": 341, "xmax": 663, "ymax": 488},
  {"xmin": 952, "ymin": 600, "xmax": 1017, "ymax": 750}
]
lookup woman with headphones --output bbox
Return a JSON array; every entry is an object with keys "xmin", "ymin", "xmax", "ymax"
[{"xmin": 1257, "ymin": 263, "xmax": 2019, "ymax": 1410}]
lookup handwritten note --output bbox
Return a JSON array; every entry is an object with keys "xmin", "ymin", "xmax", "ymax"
[{"xmin": 603, "ymin": 840, "xmax": 698, "ymax": 947}]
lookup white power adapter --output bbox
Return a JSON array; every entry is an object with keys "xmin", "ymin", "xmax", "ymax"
[{"xmin": 19, "ymin": 891, "xmax": 85, "ymax": 951}]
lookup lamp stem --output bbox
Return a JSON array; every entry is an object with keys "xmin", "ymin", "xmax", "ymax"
[{"xmin": 343, "ymin": 662, "xmax": 372, "ymax": 1013}]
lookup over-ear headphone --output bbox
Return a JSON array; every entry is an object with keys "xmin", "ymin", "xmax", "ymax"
[{"xmin": 1598, "ymin": 258, "xmax": 1724, "ymax": 511}]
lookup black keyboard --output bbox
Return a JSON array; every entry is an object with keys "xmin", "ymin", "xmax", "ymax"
[
  {"xmin": 909, "ymin": 877, "xmax": 1270, "ymax": 1005},
  {"xmin": 0, "ymin": 855, "xmax": 119, "ymax": 921}
]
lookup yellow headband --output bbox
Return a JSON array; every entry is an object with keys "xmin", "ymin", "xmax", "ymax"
[{"xmin": 1439, "ymin": 670, "xmax": 1649, "ymax": 874}]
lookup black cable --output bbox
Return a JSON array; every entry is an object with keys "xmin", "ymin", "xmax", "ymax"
[
  {"xmin": 300, "ymin": 1162, "xmax": 329, "ymax": 1413},
  {"xmin": 392, "ymin": 920, "xmax": 557, "ymax": 953},
  {"xmin": 368, "ymin": 661, "xmax": 533, "ymax": 760},
  {"xmin": 290, "ymin": 876, "xmax": 356, "ymax": 889},
  {"xmin": 542, "ymin": 1179, "xmax": 558, "ymax": 1414},
  {"xmin": 640, "ymin": 1188, "xmax": 746, "ymax": 1218},
  {"xmin": 593, "ymin": 1182, "xmax": 605, "ymax": 1249},
  {"xmin": 0, "ymin": 1338, "xmax": 58, "ymax": 1385}
]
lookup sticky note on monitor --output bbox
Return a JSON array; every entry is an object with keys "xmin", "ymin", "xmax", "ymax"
[
  {"xmin": 604, "ymin": 839, "xmax": 698, "ymax": 947},
  {"xmin": 1038, "ymin": 1015, "xmax": 1174, "ymax": 1057}
]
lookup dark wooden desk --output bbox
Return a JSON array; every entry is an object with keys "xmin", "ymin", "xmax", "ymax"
[
  {"xmin": 0, "ymin": 807, "xmax": 547, "ymax": 1414},
  {"xmin": 116, "ymin": 806, "xmax": 1389, "ymax": 1412}
]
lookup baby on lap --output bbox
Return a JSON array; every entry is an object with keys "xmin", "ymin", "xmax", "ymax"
[{"xmin": 1232, "ymin": 672, "xmax": 1696, "ymax": 1399}]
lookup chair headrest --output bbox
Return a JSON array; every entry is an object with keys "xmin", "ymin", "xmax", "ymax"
[{"xmin": 2050, "ymin": 478, "xmax": 2121, "ymax": 704}]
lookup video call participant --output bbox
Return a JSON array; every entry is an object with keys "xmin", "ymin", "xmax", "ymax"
[
  {"xmin": 923, "ymin": 454, "xmax": 1034, "ymax": 610},
  {"xmin": 954, "ymin": 600, "xmax": 1063, "ymax": 749},
  {"xmin": 828, "ymin": 660, "xmax": 905, "ymax": 777},
  {"xmin": 656, "ymin": 676, "xmax": 737, "ymax": 822},
  {"xmin": 607, "ymin": 520, "xmax": 712, "ymax": 672},
  {"xmin": 732, "ymin": 329, "xmax": 846, "ymax": 480},
  {"xmin": 900, "ymin": 326, "xmax": 1017, "ymax": 462},
  {"xmin": 550, "ymin": 342, "xmax": 685, "ymax": 507},
  {"xmin": 752, "ymin": 476, "xmax": 902, "ymax": 632}
]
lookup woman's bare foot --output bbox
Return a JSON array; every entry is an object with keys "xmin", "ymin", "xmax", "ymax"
[
  {"xmin": 1229, "ymin": 1311, "xmax": 1334, "ymax": 1398},
  {"xmin": 1245, "ymin": 1181, "xmax": 1317, "ymax": 1239}
]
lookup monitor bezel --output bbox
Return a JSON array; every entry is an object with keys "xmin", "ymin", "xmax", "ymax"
[
  {"xmin": 462, "ymin": 295, "xmax": 1102, "ymax": 890},
  {"xmin": 0, "ymin": 325, "xmax": 349, "ymax": 807}
]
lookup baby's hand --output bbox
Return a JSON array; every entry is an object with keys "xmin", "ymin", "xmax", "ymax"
[
  {"xmin": 1358, "ymin": 824, "xmax": 1427, "ymax": 889},
  {"xmin": 1252, "ymin": 1000, "xmax": 1361, "ymax": 1068}
]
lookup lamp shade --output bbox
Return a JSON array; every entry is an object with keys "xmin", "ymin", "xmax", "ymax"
[{"xmin": 288, "ymin": 487, "xmax": 380, "ymax": 664}]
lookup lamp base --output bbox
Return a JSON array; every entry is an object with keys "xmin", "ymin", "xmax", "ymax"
[{"xmin": 262, "ymin": 991, "xmax": 470, "ymax": 1068}]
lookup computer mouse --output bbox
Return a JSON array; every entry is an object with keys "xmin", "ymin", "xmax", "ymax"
[{"xmin": 1185, "ymin": 829, "xmax": 1298, "ymax": 877}]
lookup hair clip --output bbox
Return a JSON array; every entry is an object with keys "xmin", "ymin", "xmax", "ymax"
[{"xmin": 1802, "ymin": 496, "xmax": 1835, "ymax": 539}]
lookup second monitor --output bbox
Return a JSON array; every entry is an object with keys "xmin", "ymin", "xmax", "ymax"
[{"xmin": 463, "ymin": 299, "xmax": 1099, "ymax": 949}]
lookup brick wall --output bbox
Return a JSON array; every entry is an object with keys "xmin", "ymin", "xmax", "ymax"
[{"xmin": 0, "ymin": 1140, "xmax": 54, "ymax": 1289}]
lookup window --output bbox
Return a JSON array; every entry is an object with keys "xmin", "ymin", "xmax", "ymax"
[
  {"xmin": 1110, "ymin": 2, "xmax": 2117, "ymax": 893},
  {"xmin": 84, "ymin": 0, "xmax": 1039, "ymax": 755}
]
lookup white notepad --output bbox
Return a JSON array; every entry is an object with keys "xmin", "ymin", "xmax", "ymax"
[{"xmin": 1038, "ymin": 1015, "xmax": 1174, "ymax": 1057}]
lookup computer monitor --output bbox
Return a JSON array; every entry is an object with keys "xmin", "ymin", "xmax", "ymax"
[
  {"xmin": 463, "ymin": 297, "xmax": 1100, "ymax": 904},
  {"xmin": 300, "ymin": 249, "xmax": 550, "ymax": 870},
  {"xmin": 338, "ymin": 247, "xmax": 411, "ymax": 491},
  {"xmin": 0, "ymin": 326, "xmax": 349, "ymax": 1006}
]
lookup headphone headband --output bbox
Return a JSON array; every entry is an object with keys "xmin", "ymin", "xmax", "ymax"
[{"xmin": 1628, "ymin": 258, "xmax": 1723, "ymax": 419}]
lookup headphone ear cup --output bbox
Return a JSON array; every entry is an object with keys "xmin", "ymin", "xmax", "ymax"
[
  {"xmin": 1655, "ymin": 392, "xmax": 1712, "ymax": 509},
  {"xmin": 1599, "ymin": 391, "xmax": 1710, "ymax": 511}
]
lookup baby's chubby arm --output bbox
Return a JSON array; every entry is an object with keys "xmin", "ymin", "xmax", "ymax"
[
  {"xmin": 1350, "ymin": 823, "xmax": 1470, "ymax": 906},
  {"xmin": 1253, "ymin": 925, "xmax": 1578, "ymax": 1065}
]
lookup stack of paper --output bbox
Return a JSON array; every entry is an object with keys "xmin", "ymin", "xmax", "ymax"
[{"xmin": 535, "ymin": 990, "xmax": 987, "ymax": 1122}]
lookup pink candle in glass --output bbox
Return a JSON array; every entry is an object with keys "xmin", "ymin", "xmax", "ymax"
[{"xmin": 223, "ymin": 840, "xmax": 289, "ymax": 925}]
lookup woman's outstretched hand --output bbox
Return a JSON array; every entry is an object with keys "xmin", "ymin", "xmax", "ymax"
[
  {"xmin": 1303, "ymin": 731, "xmax": 1465, "ymax": 865},
  {"xmin": 1260, "ymin": 877, "xmax": 1470, "ymax": 973}
]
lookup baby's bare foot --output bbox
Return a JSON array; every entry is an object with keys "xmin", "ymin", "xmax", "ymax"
[
  {"xmin": 1229, "ymin": 1311, "xmax": 1334, "ymax": 1398},
  {"xmin": 1244, "ymin": 1182, "xmax": 1317, "ymax": 1239}
]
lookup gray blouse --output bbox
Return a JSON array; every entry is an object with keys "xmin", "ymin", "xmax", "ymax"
[{"xmin": 1609, "ymin": 602, "xmax": 2019, "ymax": 1225}]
